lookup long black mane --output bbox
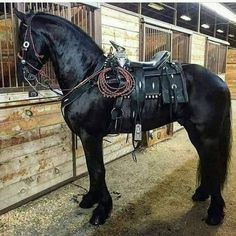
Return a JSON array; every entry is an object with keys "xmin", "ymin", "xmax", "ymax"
[
  {"xmin": 34, "ymin": 12, "xmax": 104, "ymax": 55},
  {"xmin": 25, "ymin": 12, "xmax": 105, "ymax": 91}
]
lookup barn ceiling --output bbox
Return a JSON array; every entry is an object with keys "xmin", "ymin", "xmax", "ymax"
[{"xmin": 223, "ymin": 3, "xmax": 236, "ymax": 14}]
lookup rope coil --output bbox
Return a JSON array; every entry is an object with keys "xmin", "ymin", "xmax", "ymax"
[{"xmin": 97, "ymin": 67, "xmax": 135, "ymax": 98}]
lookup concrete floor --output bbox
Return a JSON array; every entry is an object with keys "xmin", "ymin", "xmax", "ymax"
[{"xmin": 0, "ymin": 101, "xmax": 235, "ymax": 236}]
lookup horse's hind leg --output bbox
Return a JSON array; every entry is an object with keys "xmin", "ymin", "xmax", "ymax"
[
  {"xmin": 184, "ymin": 116, "xmax": 231, "ymax": 225},
  {"xmin": 197, "ymin": 136, "xmax": 225, "ymax": 225},
  {"xmin": 78, "ymin": 129, "xmax": 112, "ymax": 225},
  {"xmin": 184, "ymin": 120, "xmax": 210, "ymax": 202}
]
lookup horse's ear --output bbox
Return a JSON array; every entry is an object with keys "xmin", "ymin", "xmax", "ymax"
[{"xmin": 14, "ymin": 8, "xmax": 27, "ymax": 22}]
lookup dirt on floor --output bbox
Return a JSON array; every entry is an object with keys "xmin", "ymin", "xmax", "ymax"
[{"xmin": 0, "ymin": 101, "xmax": 235, "ymax": 236}]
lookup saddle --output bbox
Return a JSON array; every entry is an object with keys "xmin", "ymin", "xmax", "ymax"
[
  {"xmin": 108, "ymin": 41, "xmax": 189, "ymax": 141},
  {"xmin": 61, "ymin": 41, "xmax": 189, "ymax": 144}
]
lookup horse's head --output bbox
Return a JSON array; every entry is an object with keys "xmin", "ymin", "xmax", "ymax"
[{"xmin": 15, "ymin": 9, "xmax": 49, "ymax": 83}]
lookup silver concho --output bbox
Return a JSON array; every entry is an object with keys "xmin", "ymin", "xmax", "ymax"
[{"xmin": 23, "ymin": 41, "xmax": 30, "ymax": 49}]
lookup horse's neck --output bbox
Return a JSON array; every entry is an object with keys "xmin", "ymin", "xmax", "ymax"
[{"xmin": 45, "ymin": 26, "xmax": 104, "ymax": 92}]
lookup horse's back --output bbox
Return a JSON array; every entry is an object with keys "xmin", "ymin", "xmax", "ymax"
[
  {"xmin": 182, "ymin": 63, "xmax": 231, "ymax": 128},
  {"xmin": 182, "ymin": 63, "xmax": 230, "ymax": 103},
  {"xmin": 183, "ymin": 64, "xmax": 228, "ymax": 88}
]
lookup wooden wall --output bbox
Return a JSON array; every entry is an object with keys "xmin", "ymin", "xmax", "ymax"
[
  {"xmin": 101, "ymin": 6, "xmax": 140, "ymax": 61},
  {"xmin": 76, "ymin": 135, "xmax": 133, "ymax": 175},
  {"xmin": 190, "ymin": 34, "xmax": 206, "ymax": 66},
  {"xmin": 226, "ymin": 48, "xmax": 236, "ymax": 99},
  {"xmin": 0, "ymin": 100, "xmax": 73, "ymax": 212}
]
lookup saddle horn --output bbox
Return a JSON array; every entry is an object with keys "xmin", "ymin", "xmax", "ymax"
[{"xmin": 110, "ymin": 40, "xmax": 126, "ymax": 53}]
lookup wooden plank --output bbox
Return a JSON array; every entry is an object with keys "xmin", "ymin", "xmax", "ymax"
[
  {"xmin": 0, "ymin": 123, "xmax": 69, "ymax": 149},
  {"xmin": 0, "ymin": 132, "xmax": 71, "ymax": 162},
  {"xmin": 102, "ymin": 25, "xmax": 139, "ymax": 41},
  {"xmin": 0, "ymin": 91, "xmax": 60, "ymax": 107},
  {"xmin": 0, "ymin": 161, "xmax": 73, "ymax": 202},
  {"xmin": 0, "ymin": 164, "xmax": 73, "ymax": 210},
  {"xmin": 101, "ymin": 6, "xmax": 139, "ymax": 27},
  {"xmin": 75, "ymin": 134, "xmax": 133, "ymax": 171},
  {"xmin": 102, "ymin": 35, "xmax": 139, "ymax": 49},
  {"xmin": 226, "ymin": 48, "xmax": 236, "ymax": 99},
  {"xmin": 0, "ymin": 102, "xmax": 61, "ymax": 123},
  {"xmin": 76, "ymin": 134, "xmax": 132, "ymax": 158},
  {"xmin": 76, "ymin": 139, "xmax": 133, "ymax": 176},
  {"xmin": 226, "ymin": 49, "xmax": 236, "ymax": 64},
  {"xmin": 143, "ymin": 125, "xmax": 173, "ymax": 147},
  {"xmin": 0, "ymin": 112, "xmax": 64, "ymax": 138},
  {"xmin": 102, "ymin": 15, "xmax": 139, "ymax": 32},
  {"xmin": 0, "ymin": 144, "xmax": 72, "ymax": 187}
]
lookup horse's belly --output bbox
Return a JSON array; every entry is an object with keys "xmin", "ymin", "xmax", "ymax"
[{"xmin": 109, "ymin": 99, "xmax": 173, "ymax": 133}]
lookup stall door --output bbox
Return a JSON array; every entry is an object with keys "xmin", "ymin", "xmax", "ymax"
[{"xmin": 141, "ymin": 24, "xmax": 173, "ymax": 145}]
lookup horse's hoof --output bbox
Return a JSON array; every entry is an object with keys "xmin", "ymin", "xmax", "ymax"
[
  {"xmin": 206, "ymin": 208, "xmax": 224, "ymax": 225},
  {"xmin": 79, "ymin": 193, "xmax": 99, "ymax": 209},
  {"xmin": 89, "ymin": 204, "xmax": 112, "ymax": 226},
  {"xmin": 192, "ymin": 188, "xmax": 209, "ymax": 202},
  {"xmin": 206, "ymin": 214, "xmax": 224, "ymax": 225}
]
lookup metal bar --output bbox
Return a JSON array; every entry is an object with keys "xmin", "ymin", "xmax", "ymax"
[
  {"xmin": 67, "ymin": 3, "xmax": 71, "ymax": 21},
  {"xmin": 62, "ymin": 5, "xmax": 65, "ymax": 18},
  {"xmin": 4, "ymin": 3, "xmax": 9, "ymax": 88},
  {"xmin": 11, "ymin": 2, "xmax": 17, "ymax": 87},
  {"xmin": 72, "ymin": 133, "xmax": 77, "ymax": 177},
  {"xmin": 92, "ymin": 10, "xmax": 95, "ymax": 39},
  {"xmin": 57, "ymin": 4, "xmax": 59, "ymax": 16},
  {"xmin": 46, "ymin": 2, "xmax": 49, "ymax": 13},
  {"xmin": 52, "ymin": 3, "xmax": 55, "ymax": 15},
  {"xmin": 89, "ymin": 10, "xmax": 92, "ymax": 36},
  {"xmin": 77, "ymin": 5, "xmax": 80, "ymax": 26},
  {"xmin": 23, "ymin": 3, "xmax": 26, "ymax": 13},
  {"xmin": 174, "ymin": 3, "xmax": 177, "ymax": 25},
  {"xmin": 81, "ymin": 6, "xmax": 84, "ymax": 30},
  {"xmin": 197, "ymin": 3, "xmax": 201, "ymax": 33},
  {"xmin": 214, "ymin": 15, "xmax": 217, "ymax": 38},
  {"xmin": 94, "ymin": 8, "xmax": 101, "ymax": 44},
  {"xmin": 143, "ymin": 24, "xmax": 146, "ymax": 61},
  {"xmin": 0, "ymin": 40, "xmax": 4, "ymax": 88},
  {"xmin": 226, "ymin": 21, "xmax": 229, "ymax": 42},
  {"xmin": 85, "ymin": 6, "xmax": 88, "ymax": 33}
]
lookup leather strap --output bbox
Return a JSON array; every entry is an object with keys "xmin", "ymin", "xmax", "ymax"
[{"xmin": 111, "ymin": 96, "xmax": 124, "ymax": 132}]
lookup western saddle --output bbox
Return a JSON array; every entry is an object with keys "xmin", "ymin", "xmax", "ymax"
[{"xmin": 107, "ymin": 41, "xmax": 188, "ymax": 142}]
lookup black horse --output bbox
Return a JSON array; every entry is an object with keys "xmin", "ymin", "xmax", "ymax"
[{"xmin": 15, "ymin": 10, "xmax": 232, "ymax": 226}]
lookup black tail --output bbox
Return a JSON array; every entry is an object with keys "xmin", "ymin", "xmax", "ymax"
[{"xmin": 219, "ymin": 91, "xmax": 232, "ymax": 189}]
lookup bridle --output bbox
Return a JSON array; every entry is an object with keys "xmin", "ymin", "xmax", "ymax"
[{"xmin": 17, "ymin": 14, "xmax": 64, "ymax": 96}]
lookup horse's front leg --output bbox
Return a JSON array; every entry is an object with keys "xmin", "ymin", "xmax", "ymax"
[{"xmin": 79, "ymin": 129, "xmax": 112, "ymax": 225}]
